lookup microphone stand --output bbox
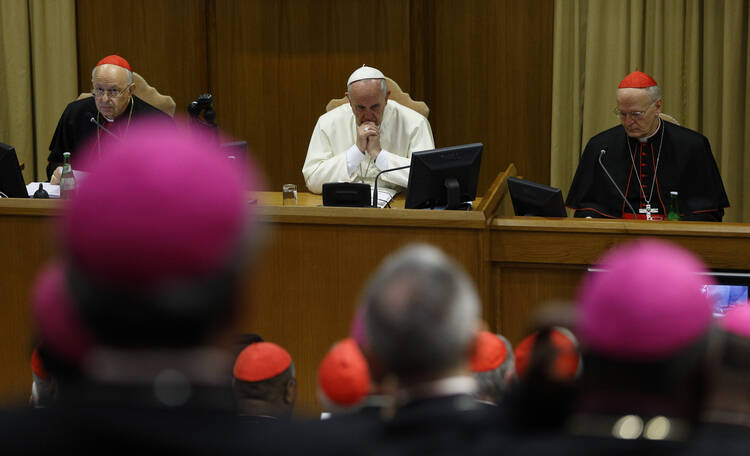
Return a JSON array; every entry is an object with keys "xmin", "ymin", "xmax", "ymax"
[
  {"xmin": 372, "ymin": 164, "xmax": 411, "ymax": 207},
  {"xmin": 90, "ymin": 117, "xmax": 121, "ymax": 140},
  {"xmin": 598, "ymin": 149, "xmax": 637, "ymax": 218}
]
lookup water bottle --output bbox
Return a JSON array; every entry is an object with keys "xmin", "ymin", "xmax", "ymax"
[
  {"xmin": 667, "ymin": 191, "xmax": 680, "ymax": 221},
  {"xmin": 60, "ymin": 152, "xmax": 76, "ymax": 199}
]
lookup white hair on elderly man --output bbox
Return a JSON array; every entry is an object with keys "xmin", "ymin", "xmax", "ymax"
[{"xmin": 363, "ymin": 244, "xmax": 480, "ymax": 378}]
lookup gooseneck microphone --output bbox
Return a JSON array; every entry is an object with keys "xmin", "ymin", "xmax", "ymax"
[
  {"xmin": 88, "ymin": 113, "xmax": 120, "ymax": 140},
  {"xmin": 598, "ymin": 148, "xmax": 637, "ymax": 218},
  {"xmin": 372, "ymin": 164, "xmax": 411, "ymax": 207}
]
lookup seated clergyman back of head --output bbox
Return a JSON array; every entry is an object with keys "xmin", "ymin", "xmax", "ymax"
[
  {"xmin": 233, "ymin": 342, "xmax": 296, "ymax": 421},
  {"xmin": 363, "ymin": 244, "xmax": 480, "ymax": 389}
]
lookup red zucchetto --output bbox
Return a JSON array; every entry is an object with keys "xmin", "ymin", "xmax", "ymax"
[
  {"xmin": 470, "ymin": 331, "xmax": 508, "ymax": 373},
  {"xmin": 318, "ymin": 338, "xmax": 371, "ymax": 406},
  {"xmin": 618, "ymin": 70, "xmax": 658, "ymax": 88},
  {"xmin": 234, "ymin": 342, "xmax": 292, "ymax": 382},
  {"xmin": 95, "ymin": 55, "xmax": 131, "ymax": 71}
]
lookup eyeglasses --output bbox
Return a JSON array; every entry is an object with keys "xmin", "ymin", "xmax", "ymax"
[
  {"xmin": 614, "ymin": 101, "xmax": 655, "ymax": 120},
  {"xmin": 91, "ymin": 85, "xmax": 131, "ymax": 99}
]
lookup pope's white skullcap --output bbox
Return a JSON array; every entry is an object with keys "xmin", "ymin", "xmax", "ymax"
[{"xmin": 347, "ymin": 65, "xmax": 385, "ymax": 86}]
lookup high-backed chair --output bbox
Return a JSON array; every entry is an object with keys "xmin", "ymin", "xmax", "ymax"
[
  {"xmin": 659, "ymin": 113, "xmax": 680, "ymax": 125},
  {"xmin": 77, "ymin": 72, "xmax": 176, "ymax": 117},
  {"xmin": 325, "ymin": 77, "xmax": 429, "ymax": 118}
]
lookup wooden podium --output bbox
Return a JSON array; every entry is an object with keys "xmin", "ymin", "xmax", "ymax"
[{"xmin": 1, "ymin": 164, "xmax": 749, "ymax": 414}]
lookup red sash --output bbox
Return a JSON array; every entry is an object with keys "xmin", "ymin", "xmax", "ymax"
[{"xmin": 622, "ymin": 211, "xmax": 664, "ymax": 221}]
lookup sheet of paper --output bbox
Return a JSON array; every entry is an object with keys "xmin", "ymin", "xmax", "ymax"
[
  {"xmin": 372, "ymin": 187, "xmax": 398, "ymax": 208},
  {"xmin": 26, "ymin": 182, "xmax": 60, "ymax": 198}
]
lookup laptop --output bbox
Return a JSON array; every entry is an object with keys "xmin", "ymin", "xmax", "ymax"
[{"xmin": 0, "ymin": 142, "xmax": 28, "ymax": 198}]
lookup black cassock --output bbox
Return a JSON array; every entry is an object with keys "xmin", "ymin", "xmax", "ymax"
[
  {"xmin": 47, "ymin": 95, "xmax": 170, "ymax": 179},
  {"xmin": 566, "ymin": 120, "xmax": 729, "ymax": 222}
]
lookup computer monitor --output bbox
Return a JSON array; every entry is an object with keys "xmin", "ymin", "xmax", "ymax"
[
  {"xmin": 220, "ymin": 140, "xmax": 247, "ymax": 161},
  {"xmin": 587, "ymin": 267, "xmax": 750, "ymax": 318},
  {"xmin": 701, "ymin": 271, "xmax": 750, "ymax": 317},
  {"xmin": 0, "ymin": 142, "xmax": 28, "ymax": 198},
  {"xmin": 507, "ymin": 176, "xmax": 566, "ymax": 217},
  {"xmin": 404, "ymin": 143, "xmax": 483, "ymax": 210}
]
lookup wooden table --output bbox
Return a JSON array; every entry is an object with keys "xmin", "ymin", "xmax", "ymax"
[
  {"xmin": 488, "ymin": 216, "xmax": 750, "ymax": 343},
  {"xmin": 0, "ymin": 194, "xmax": 492, "ymax": 414},
  {"xmin": 3, "ymin": 166, "xmax": 749, "ymax": 414},
  {"xmin": 240, "ymin": 192, "xmax": 490, "ymax": 414}
]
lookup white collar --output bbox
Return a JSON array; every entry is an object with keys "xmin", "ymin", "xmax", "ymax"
[
  {"xmin": 638, "ymin": 118, "xmax": 662, "ymax": 143},
  {"xmin": 395, "ymin": 375, "xmax": 477, "ymax": 406}
]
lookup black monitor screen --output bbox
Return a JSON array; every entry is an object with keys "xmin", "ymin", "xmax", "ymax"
[
  {"xmin": 404, "ymin": 143, "xmax": 483, "ymax": 210},
  {"xmin": 507, "ymin": 176, "xmax": 566, "ymax": 217},
  {"xmin": 0, "ymin": 142, "xmax": 28, "ymax": 198}
]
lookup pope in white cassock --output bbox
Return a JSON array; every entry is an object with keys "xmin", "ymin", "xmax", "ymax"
[{"xmin": 302, "ymin": 66, "xmax": 435, "ymax": 194}]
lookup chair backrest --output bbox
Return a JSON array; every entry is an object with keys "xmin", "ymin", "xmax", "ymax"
[
  {"xmin": 77, "ymin": 72, "xmax": 176, "ymax": 117},
  {"xmin": 325, "ymin": 77, "xmax": 430, "ymax": 118},
  {"xmin": 659, "ymin": 113, "xmax": 680, "ymax": 125}
]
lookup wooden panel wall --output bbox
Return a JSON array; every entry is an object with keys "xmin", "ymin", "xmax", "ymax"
[
  {"xmin": 75, "ymin": 0, "xmax": 553, "ymax": 193},
  {"xmin": 429, "ymin": 0, "xmax": 554, "ymax": 190},
  {"xmin": 0, "ymin": 209, "xmax": 57, "ymax": 406},
  {"xmin": 211, "ymin": 0, "xmax": 413, "ymax": 190},
  {"xmin": 76, "ymin": 0, "xmax": 209, "ymax": 126}
]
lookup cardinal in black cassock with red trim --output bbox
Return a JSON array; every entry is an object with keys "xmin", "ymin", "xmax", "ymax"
[
  {"xmin": 566, "ymin": 71, "xmax": 729, "ymax": 222},
  {"xmin": 46, "ymin": 55, "xmax": 170, "ymax": 180}
]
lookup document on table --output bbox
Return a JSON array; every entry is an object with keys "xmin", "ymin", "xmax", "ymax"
[{"xmin": 373, "ymin": 186, "xmax": 398, "ymax": 208}]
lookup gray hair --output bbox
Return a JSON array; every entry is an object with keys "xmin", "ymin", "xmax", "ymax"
[
  {"xmin": 92, "ymin": 65, "xmax": 134, "ymax": 86},
  {"xmin": 364, "ymin": 244, "xmax": 480, "ymax": 378},
  {"xmin": 347, "ymin": 78, "xmax": 387, "ymax": 96},
  {"xmin": 646, "ymin": 85, "xmax": 662, "ymax": 102},
  {"xmin": 475, "ymin": 334, "xmax": 515, "ymax": 404}
]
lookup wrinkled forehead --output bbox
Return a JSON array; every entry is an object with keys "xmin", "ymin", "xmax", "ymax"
[
  {"xmin": 92, "ymin": 64, "xmax": 129, "ymax": 86},
  {"xmin": 616, "ymin": 88, "xmax": 652, "ymax": 108},
  {"xmin": 349, "ymin": 79, "xmax": 385, "ymax": 103}
]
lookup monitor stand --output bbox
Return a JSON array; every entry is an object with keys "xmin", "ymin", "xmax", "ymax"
[
  {"xmin": 428, "ymin": 177, "xmax": 472, "ymax": 211},
  {"xmin": 444, "ymin": 177, "xmax": 462, "ymax": 210}
]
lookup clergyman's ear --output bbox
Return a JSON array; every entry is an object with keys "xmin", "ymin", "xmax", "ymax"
[{"xmin": 284, "ymin": 377, "xmax": 297, "ymax": 404}]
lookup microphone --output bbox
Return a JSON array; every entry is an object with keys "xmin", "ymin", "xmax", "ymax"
[
  {"xmin": 598, "ymin": 148, "xmax": 637, "ymax": 218},
  {"xmin": 88, "ymin": 113, "xmax": 120, "ymax": 140},
  {"xmin": 372, "ymin": 164, "xmax": 410, "ymax": 207}
]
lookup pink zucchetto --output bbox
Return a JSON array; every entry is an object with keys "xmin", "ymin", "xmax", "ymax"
[
  {"xmin": 61, "ymin": 120, "xmax": 259, "ymax": 289},
  {"xmin": 720, "ymin": 303, "xmax": 750, "ymax": 338},
  {"xmin": 349, "ymin": 304, "xmax": 368, "ymax": 350},
  {"xmin": 577, "ymin": 239, "xmax": 714, "ymax": 360}
]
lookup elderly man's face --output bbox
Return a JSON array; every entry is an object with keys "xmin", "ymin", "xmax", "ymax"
[
  {"xmin": 347, "ymin": 79, "xmax": 389, "ymax": 126},
  {"xmin": 92, "ymin": 64, "xmax": 135, "ymax": 120},
  {"xmin": 616, "ymin": 88, "xmax": 663, "ymax": 138}
]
